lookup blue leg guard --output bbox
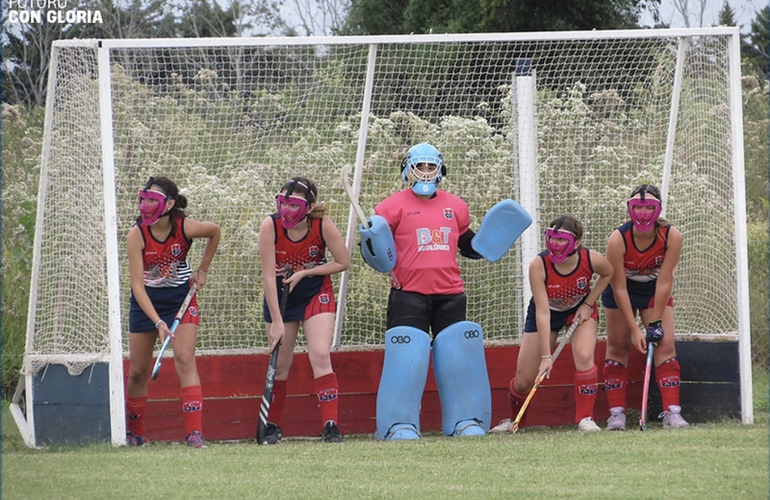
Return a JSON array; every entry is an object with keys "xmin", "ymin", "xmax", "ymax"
[
  {"xmin": 432, "ymin": 321, "xmax": 492, "ymax": 436},
  {"xmin": 376, "ymin": 326, "xmax": 431, "ymax": 441}
]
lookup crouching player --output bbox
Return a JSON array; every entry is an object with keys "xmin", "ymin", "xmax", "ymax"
[
  {"xmin": 491, "ymin": 216, "xmax": 613, "ymax": 433},
  {"xmin": 359, "ymin": 143, "xmax": 530, "ymax": 440}
]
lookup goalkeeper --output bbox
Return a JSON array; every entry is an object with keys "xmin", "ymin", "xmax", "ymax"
[
  {"xmin": 125, "ymin": 176, "xmax": 220, "ymax": 448},
  {"xmin": 367, "ymin": 143, "xmax": 493, "ymax": 439},
  {"xmin": 601, "ymin": 184, "xmax": 689, "ymax": 430}
]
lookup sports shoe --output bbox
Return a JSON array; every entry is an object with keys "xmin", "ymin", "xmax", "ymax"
[
  {"xmin": 261, "ymin": 422, "xmax": 283, "ymax": 445},
  {"xmin": 185, "ymin": 430, "xmax": 208, "ymax": 448},
  {"xmin": 489, "ymin": 418, "xmax": 514, "ymax": 433},
  {"xmin": 320, "ymin": 420, "xmax": 344, "ymax": 443},
  {"xmin": 606, "ymin": 406, "xmax": 627, "ymax": 431},
  {"xmin": 126, "ymin": 431, "xmax": 146, "ymax": 447},
  {"xmin": 659, "ymin": 405, "xmax": 690, "ymax": 429},
  {"xmin": 578, "ymin": 417, "xmax": 601, "ymax": 433}
]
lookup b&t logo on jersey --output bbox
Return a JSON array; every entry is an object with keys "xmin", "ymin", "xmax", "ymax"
[
  {"xmin": 309, "ymin": 245, "xmax": 320, "ymax": 258},
  {"xmin": 576, "ymin": 277, "xmax": 588, "ymax": 290},
  {"xmin": 171, "ymin": 243, "xmax": 182, "ymax": 257},
  {"xmin": 443, "ymin": 207, "xmax": 454, "ymax": 220}
]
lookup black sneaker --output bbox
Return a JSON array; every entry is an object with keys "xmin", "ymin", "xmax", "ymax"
[
  {"xmin": 320, "ymin": 420, "xmax": 344, "ymax": 443},
  {"xmin": 261, "ymin": 422, "xmax": 283, "ymax": 445}
]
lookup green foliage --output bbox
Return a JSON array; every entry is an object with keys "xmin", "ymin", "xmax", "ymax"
[
  {"xmin": 748, "ymin": 221, "xmax": 769, "ymax": 367},
  {"xmin": 344, "ymin": 0, "xmax": 659, "ymax": 34},
  {"xmin": 1, "ymin": 105, "xmax": 44, "ymax": 398},
  {"xmin": 746, "ymin": 6, "xmax": 769, "ymax": 79}
]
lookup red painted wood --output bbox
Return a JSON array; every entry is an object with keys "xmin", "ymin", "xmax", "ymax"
[{"xmin": 124, "ymin": 342, "xmax": 646, "ymax": 442}]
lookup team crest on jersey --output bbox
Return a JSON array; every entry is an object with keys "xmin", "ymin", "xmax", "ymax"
[
  {"xmin": 189, "ymin": 306, "xmax": 198, "ymax": 317},
  {"xmin": 443, "ymin": 207, "xmax": 454, "ymax": 220},
  {"xmin": 309, "ymin": 245, "xmax": 320, "ymax": 258},
  {"xmin": 576, "ymin": 276, "xmax": 588, "ymax": 290},
  {"xmin": 171, "ymin": 243, "xmax": 182, "ymax": 257},
  {"xmin": 655, "ymin": 255, "xmax": 665, "ymax": 266},
  {"xmin": 319, "ymin": 293, "xmax": 330, "ymax": 304}
]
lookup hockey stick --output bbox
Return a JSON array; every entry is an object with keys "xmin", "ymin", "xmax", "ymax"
[
  {"xmin": 151, "ymin": 282, "xmax": 198, "ymax": 380},
  {"xmin": 257, "ymin": 277, "xmax": 292, "ymax": 444},
  {"xmin": 639, "ymin": 341, "xmax": 656, "ymax": 431},
  {"xmin": 510, "ymin": 319, "xmax": 581, "ymax": 434},
  {"xmin": 340, "ymin": 164, "xmax": 371, "ymax": 229}
]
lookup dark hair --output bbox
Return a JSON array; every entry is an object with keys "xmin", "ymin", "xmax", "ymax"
[
  {"xmin": 280, "ymin": 177, "xmax": 327, "ymax": 218},
  {"xmin": 631, "ymin": 184, "xmax": 662, "ymax": 201},
  {"xmin": 136, "ymin": 176, "xmax": 188, "ymax": 233},
  {"xmin": 548, "ymin": 215, "xmax": 584, "ymax": 240}
]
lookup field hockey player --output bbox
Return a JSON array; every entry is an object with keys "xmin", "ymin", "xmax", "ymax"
[
  {"xmin": 602, "ymin": 184, "xmax": 689, "ymax": 430},
  {"xmin": 491, "ymin": 215, "xmax": 613, "ymax": 434},
  {"xmin": 258, "ymin": 177, "xmax": 351, "ymax": 443},
  {"xmin": 125, "ymin": 176, "xmax": 221, "ymax": 448}
]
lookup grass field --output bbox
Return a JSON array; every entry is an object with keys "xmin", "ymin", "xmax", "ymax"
[{"xmin": 3, "ymin": 368, "xmax": 768, "ymax": 500}]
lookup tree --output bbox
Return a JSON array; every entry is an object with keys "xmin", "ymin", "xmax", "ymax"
[
  {"xmin": 343, "ymin": 0, "xmax": 661, "ymax": 35},
  {"xmin": 746, "ymin": 6, "xmax": 769, "ymax": 79}
]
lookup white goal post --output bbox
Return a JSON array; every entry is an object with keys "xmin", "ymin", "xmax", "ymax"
[{"xmin": 12, "ymin": 27, "xmax": 751, "ymax": 446}]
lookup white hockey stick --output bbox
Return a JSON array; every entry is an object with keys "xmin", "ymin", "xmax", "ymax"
[
  {"xmin": 340, "ymin": 164, "xmax": 371, "ymax": 229},
  {"xmin": 151, "ymin": 282, "xmax": 198, "ymax": 380}
]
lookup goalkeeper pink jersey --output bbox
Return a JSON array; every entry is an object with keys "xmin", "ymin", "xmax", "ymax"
[{"xmin": 376, "ymin": 189, "xmax": 470, "ymax": 295}]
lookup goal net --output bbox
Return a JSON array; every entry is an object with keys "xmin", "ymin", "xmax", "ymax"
[{"xmin": 16, "ymin": 28, "xmax": 751, "ymax": 444}]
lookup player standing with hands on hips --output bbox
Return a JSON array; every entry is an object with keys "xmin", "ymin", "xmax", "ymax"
[
  {"xmin": 491, "ymin": 215, "xmax": 613, "ymax": 433},
  {"xmin": 258, "ymin": 177, "xmax": 350, "ymax": 444},
  {"xmin": 125, "ymin": 176, "xmax": 221, "ymax": 448},
  {"xmin": 602, "ymin": 184, "xmax": 689, "ymax": 430}
]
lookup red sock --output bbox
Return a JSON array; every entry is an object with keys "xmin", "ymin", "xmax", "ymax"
[
  {"xmin": 314, "ymin": 372, "xmax": 339, "ymax": 425},
  {"xmin": 181, "ymin": 385, "xmax": 203, "ymax": 435},
  {"xmin": 270, "ymin": 380, "xmax": 288, "ymax": 427},
  {"xmin": 125, "ymin": 395, "xmax": 147, "ymax": 436},
  {"xmin": 656, "ymin": 357, "xmax": 681, "ymax": 410},
  {"xmin": 574, "ymin": 366, "xmax": 599, "ymax": 423},
  {"xmin": 508, "ymin": 378, "xmax": 529, "ymax": 426},
  {"xmin": 603, "ymin": 360, "xmax": 627, "ymax": 410}
]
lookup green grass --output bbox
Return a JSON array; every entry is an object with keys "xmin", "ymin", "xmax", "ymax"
[{"xmin": 3, "ymin": 368, "xmax": 769, "ymax": 500}]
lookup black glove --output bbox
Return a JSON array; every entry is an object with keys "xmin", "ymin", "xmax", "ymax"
[{"xmin": 646, "ymin": 320, "xmax": 663, "ymax": 344}]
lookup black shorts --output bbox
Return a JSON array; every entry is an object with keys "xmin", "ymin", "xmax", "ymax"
[
  {"xmin": 129, "ymin": 283, "xmax": 199, "ymax": 333},
  {"xmin": 386, "ymin": 288, "xmax": 467, "ymax": 337}
]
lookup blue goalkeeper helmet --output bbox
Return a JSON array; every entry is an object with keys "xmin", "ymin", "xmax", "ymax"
[{"xmin": 400, "ymin": 143, "xmax": 446, "ymax": 196}]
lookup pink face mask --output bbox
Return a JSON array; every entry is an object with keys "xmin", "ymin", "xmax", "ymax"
[
  {"xmin": 275, "ymin": 193, "xmax": 309, "ymax": 229},
  {"xmin": 545, "ymin": 228, "xmax": 577, "ymax": 264},
  {"xmin": 627, "ymin": 197, "xmax": 662, "ymax": 232},
  {"xmin": 138, "ymin": 189, "xmax": 168, "ymax": 226}
]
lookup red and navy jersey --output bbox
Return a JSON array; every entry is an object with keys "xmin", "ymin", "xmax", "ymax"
[
  {"xmin": 618, "ymin": 221, "xmax": 671, "ymax": 284},
  {"xmin": 539, "ymin": 248, "xmax": 595, "ymax": 312},
  {"xmin": 272, "ymin": 214, "xmax": 329, "ymax": 274},
  {"xmin": 138, "ymin": 216, "xmax": 192, "ymax": 288},
  {"xmin": 270, "ymin": 214, "xmax": 335, "ymax": 319}
]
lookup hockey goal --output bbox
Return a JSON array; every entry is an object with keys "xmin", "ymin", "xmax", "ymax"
[{"xmin": 12, "ymin": 28, "xmax": 751, "ymax": 446}]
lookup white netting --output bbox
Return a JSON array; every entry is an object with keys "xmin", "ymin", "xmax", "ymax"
[{"xmin": 27, "ymin": 31, "xmax": 743, "ymax": 360}]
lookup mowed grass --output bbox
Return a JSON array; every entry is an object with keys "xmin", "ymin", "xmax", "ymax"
[{"xmin": 3, "ymin": 369, "xmax": 768, "ymax": 500}]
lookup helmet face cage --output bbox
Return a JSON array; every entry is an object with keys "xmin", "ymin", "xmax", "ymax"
[
  {"xmin": 401, "ymin": 143, "xmax": 446, "ymax": 195},
  {"xmin": 138, "ymin": 185, "xmax": 169, "ymax": 226},
  {"xmin": 545, "ymin": 228, "xmax": 577, "ymax": 264},
  {"xmin": 276, "ymin": 178, "xmax": 312, "ymax": 229},
  {"xmin": 627, "ymin": 197, "xmax": 662, "ymax": 232}
]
